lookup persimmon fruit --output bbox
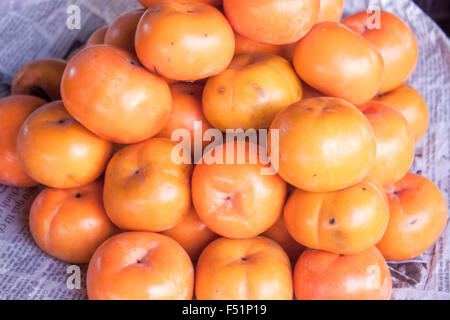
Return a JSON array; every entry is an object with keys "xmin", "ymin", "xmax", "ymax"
[
  {"xmin": 12, "ymin": 58, "xmax": 67, "ymax": 101},
  {"xmin": 163, "ymin": 207, "xmax": 218, "ymax": 261},
  {"xmin": 61, "ymin": 45, "xmax": 171, "ymax": 144},
  {"xmin": 269, "ymin": 97, "xmax": 377, "ymax": 193},
  {"xmin": 317, "ymin": 0, "xmax": 344, "ymax": 22},
  {"xmin": 263, "ymin": 216, "xmax": 305, "ymax": 261},
  {"xmin": 293, "ymin": 22, "xmax": 384, "ymax": 106},
  {"xmin": 87, "ymin": 232, "xmax": 194, "ymax": 300},
  {"xmin": 29, "ymin": 180, "xmax": 119, "ymax": 264},
  {"xmin": 135, "ymin": 1, "xmax": 235, "ymax": 81},
  {"xmin": 104, "ymin": 138, "xmax": 192, "ymax": 232},
  {"xmin": 234, "ymin": 33, "xmax": 285, "ymax": 56},
  {"xmin": 17, "ymin": 101, "xmax": 112, "ymax": 189},
  {"xmin": 104, "ymin": 9, "xmax": 144, "ymax": 53},
  {"xmin": 203, "ymin": 54, "xmax": 302, "ymax": 131},
  {"xmin": 359, "ymin": 101, "xmax": 415, "ymax": 186},
  {"xmin": 0, "ymin": 95, "xmax": 46, "ymax": 187},
  {"xmin": 158, "ymin": 82, "xmax": 212, "ymax": 148},
  {"xmin": 374, "ymin": 84, "xmax": 429, "ymax": 141},
  {"xmin": 294, "ymin": 247, "xmax": 392, "ymax": 300},
  {"xmin": 86, "ymin": 26, "xmax": 108, "ymax": 46},
  {"xmin": 343, "ymin": 11, "xmax": 418, "ymax": 94},
  {"xmin": 192, "ymin": 141, "xmax": 286, "ymax": 239},
  {"xmin": 377, "ymin": 173, "xmax": 448, "ymax": 261},
  {"xmin": 196, "ymin": 237, "xmax": 293, "ymax": 300},
  {"xmin": 284, "ymin": 178, "xmax": 390, "ymax": 255},
  {"xmin": 223, "ymin": 0, "xmax": 320, "ymax": 45}
]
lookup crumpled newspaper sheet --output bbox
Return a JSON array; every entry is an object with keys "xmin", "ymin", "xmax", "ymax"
[{"xmin": 0, "ymin": 0, "xmax": 448, "ymax": 300}]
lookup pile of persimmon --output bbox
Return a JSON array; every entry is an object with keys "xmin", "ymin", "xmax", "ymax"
[{"xmin": 0, "ymin": 0, "xmax": 447, "ymax": 301}]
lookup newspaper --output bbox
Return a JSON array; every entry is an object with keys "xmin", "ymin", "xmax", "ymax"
[{"xmin": 0, "ymin": 0, "xmax": 449, "ymax": 300}]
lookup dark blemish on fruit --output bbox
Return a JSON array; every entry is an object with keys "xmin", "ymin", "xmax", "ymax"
[
  {"xmin": 30, "ymin": 86, "xmax": 51, "ymax": 102},
  {"xmin": 241, "ymin": 256, "xmax": 247, "ymax": 262},
  {"xmin": 225, "ymin": 196, "xmax": 231, "ymax": 201},
  {"xmin": 217, "ymin": 87, "xmax": 225, "ymax": 93},
  {"xmin": 410, "ymin": 219, "xmax": 418, "ymax": 225},
  {"xmin": 339, "ymin": 254, "xmax": 345, "ymax": 257},
  {"xmin": 186, "ymin": 10, "xmax": 194, "ymax": 13},
  {"xmin": 322, "ymin": 107, "xmax": 328, "ymax": 111},
  {"xmin": 313, "ymin": 174, "xmax": 317, "ymax": 177},
  {"xmin": 137, "ymin": 259, "xmax": 142, "ymax": 264},
  {"xmin": 129, "ymin": 60, "xmax": 138, "ymax": 67},
  {"xmin": 134, "ymin": 170, "xmax": 140, "ymax": 175},
  {"xmin": 363, "ymin": 187, "xmax": 367, "ymax": 191},
  {"xmin": 58, "ymin": 119, "xmax": 68, "ymax": 124},
  {"xmin": 329, "ymin": 217, "xmax": 335, "ymax": 225},
  {"xmin": 75, "ymin": 193, "xmax": 82, "ymax": 198}
]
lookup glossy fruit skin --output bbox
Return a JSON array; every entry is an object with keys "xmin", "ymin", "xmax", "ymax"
[
  {"xmin": 284, "ymin": 178, "xmax": 390, "ymax": 255},
  {"xmin": 12, "ymin": 59, "xmax": 67, "ymax": 101},
  {"xmin": 269, "ymin": 97, "xmax": 377, "ymax": 193},
  {"xmin": 359, "ymin": 101, "xmax": 415, "ymax": 186},
  {"xmin": 263, "ymin": 216, "xmax": 305, "ymax": 261},
  {"xmin": 104, "ymin": 9, "xmax": 144, "ymax": 53},
  {"xmin": 0, "ymin": 95, "xmax": 46, "ymax": 187},
  {"xmin": 294, "ymin": 247, "xmax": 392, "ymax": 300},
  {"xmin": 17, "ymin": 101, "xmax": 112, "ymax": 189},
  {"xmin": 192, "ymin": 141, "xmax": 287, "ymax": 239},
  {"xmin": 87, "ymin": 232, "xmax": 194, "ymax": 300},
  {"xmin": 224, "ymin": 0, "xmax": 320, "ymax": 45},
  {"xmin": 29, "ymin": 180, "xmax": 119, "ymax": 264},
  {"xmin": 203, "ymin": 54, "xmax": 302, "ymax": 131},
  {"xmin": 196, "ymin": 237, "xmax": 293, "ymax": 300},
  {"xmin": 293, "ymin": 22, "xmax": 384, "ymax": 106},
  {"xmin": 158, "ymin": 82, "xmax": 212, "ymax": 148},
  {"xmin": 163, "ymin": 207, "xmax": 218, "ymax": 261},
  {"xmin": 234, "ymin": 33, "xmax": 285, "ymax": 56},
  {"xmin": 86, "ymin": 26, "xmax": 108, "ymax": 46},
  {"xmin": 135, "ymin": 2, "xmax": 234, "ymax": 81},
  {"xmin": 139, "ymin": 0, "xmax": 222, "ymax": 7},
  {"xmin": 104, "ymin": 138, "xmax": 192, "ymax": 232},
  {"xmin": 61, "ymin": 45, "xmax": 171, "ymax": 144},
  {"xmin": 343, "ymin": 11, "xmax": 418, "ymax": 94},
  {"xmin": 374, "ymin": 84, "xmax": 429, "ymax": 141},
  {"xmin": 317, "ymin": 0, "xmax": 344, "ymax": 22},
  {"xmin": 377, "ymin": 173, "xmax": 448, "ymax": 261}
]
